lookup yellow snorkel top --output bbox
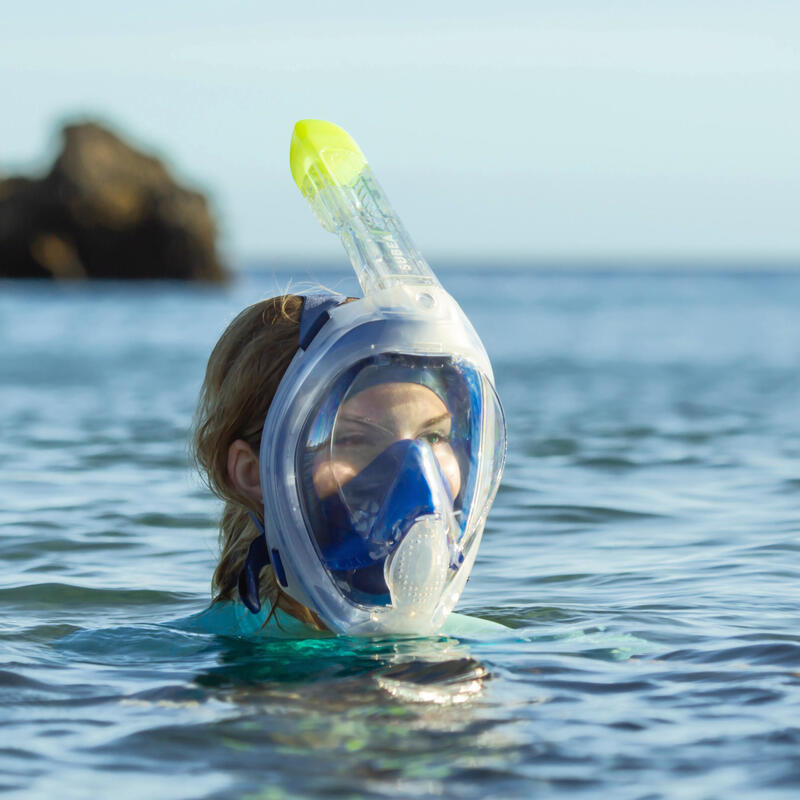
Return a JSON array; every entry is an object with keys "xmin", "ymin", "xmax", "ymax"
[
  {"xmin": 290, "ymin": 119, "xmax": 367, "ymax": 204},
  {"xmin": 290, "ymin": 119, "xmax": 439, "ymax": 295}
]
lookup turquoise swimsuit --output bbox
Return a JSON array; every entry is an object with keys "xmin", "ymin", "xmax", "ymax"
[{"xmin": 181, "ymin": 601, "xmax": 508, "ymax": 640}]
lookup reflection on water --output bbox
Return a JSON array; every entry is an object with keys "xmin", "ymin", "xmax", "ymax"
[{"xmin": 3, "ymin": 270, "xmax": 800, "ymax": 798}]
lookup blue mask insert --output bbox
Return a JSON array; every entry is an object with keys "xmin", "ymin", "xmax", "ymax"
[{"xmin": 314, "ymin": 438, "xmax": 459, "ymax": 604}]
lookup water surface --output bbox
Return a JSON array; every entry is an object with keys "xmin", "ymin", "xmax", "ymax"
[{"xmin": 2, "ymin": 268, "xmax": 800, "ymax": 799}]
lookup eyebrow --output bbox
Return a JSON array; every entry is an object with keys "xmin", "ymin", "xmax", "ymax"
[
  {"xmin": 337, "ymin": 415, "xmax": 395, "ymax": 436},
  {"xmin": 419, "ymin": 412, "xmax": 452, "ymax": 430},
  {"xmin": 337, "ymin": 412, "xmax": 452, "ymax": 433}
]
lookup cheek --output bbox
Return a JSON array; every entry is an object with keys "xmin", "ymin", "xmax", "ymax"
[
  {"xmin": 312, "ymin": 454, "xmax": 358, "ymax": 500},
  {"xmin": 434, "ymin": 445, "xmax": 462, "ymax": 500}
]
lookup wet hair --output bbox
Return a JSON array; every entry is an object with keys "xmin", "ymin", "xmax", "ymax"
[{"xmin": 192, "ymin": 294, "xmax": 323, "ymax": 627}]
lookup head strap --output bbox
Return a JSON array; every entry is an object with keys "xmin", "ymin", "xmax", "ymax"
[
  {"xmin": 237, "ymin": 513, "xmax": 270, "ymax": 613},
  {"xmin": 298, "ymin": 292, "xmax": 346, "ymax": 350}
]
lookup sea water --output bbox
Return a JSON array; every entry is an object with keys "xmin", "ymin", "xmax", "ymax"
[{"xmin": 2, "ymin": 267, "xmax": 800, "ymax": 799}]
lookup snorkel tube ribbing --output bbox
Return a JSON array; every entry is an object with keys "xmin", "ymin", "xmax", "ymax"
[{"xmin": 290, "ymin": 119, "xmax": 440, "ymax": 296}]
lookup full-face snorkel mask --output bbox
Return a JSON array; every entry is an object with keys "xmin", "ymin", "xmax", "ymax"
[{"xmin": 241, "ymin": 120, "xmax": 506, "ymax": 636}]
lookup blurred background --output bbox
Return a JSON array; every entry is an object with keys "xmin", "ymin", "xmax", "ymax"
[{"xmin": 2, "ymin": 0, "xmax": 798, "ymax": 269}]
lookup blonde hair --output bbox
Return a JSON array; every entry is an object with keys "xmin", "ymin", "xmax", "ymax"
[{"xmin": 192, "ymin": 294, "xmax": 323, "ymax": 628}]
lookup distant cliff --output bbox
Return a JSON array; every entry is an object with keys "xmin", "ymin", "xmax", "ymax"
[{"xmin": 0, "ymin": 122, "xmax": 228, "ymax": 281}]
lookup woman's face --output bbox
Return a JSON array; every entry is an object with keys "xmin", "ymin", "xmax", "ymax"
[{"xmin": 312, "ymin": 382, "xmax": 461, "ymax": 500}]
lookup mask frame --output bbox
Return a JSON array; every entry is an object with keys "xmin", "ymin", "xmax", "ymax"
[{"xmin": 255, "ymin": 284, "xmax": 506, "ymax": 636}]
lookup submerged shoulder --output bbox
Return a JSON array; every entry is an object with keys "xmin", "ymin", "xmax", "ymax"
[
  {"xmin": 177, "ymin": 603, "xmax": 508, "ymax": 641},
  {"xmin": 439, "ymin": 612, "xmax": 510, "ymax": 638}
]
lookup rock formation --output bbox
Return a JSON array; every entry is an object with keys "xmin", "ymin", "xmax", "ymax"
[{"xmin": 0, "ymin": 122, "xmax": 228, "ymax": 281}]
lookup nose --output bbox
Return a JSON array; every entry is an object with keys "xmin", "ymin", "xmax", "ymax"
[{"xmin": 367, "ymin": 438, "xmax": 454, "ymax": 547}]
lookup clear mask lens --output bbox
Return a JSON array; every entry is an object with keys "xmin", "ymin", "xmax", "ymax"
[{"xmin": 297, "ymin": 354, "xmax": 505, "ymax": 610}]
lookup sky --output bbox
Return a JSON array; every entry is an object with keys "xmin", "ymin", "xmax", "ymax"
[{"xmin": 1, "ymin": 1, "xmax": 798, "ymax": 265}]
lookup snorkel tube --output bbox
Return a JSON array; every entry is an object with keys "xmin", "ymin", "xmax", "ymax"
[{"xmin": 290, "ymin": 120, "xmax": 440, "ymax": 295}]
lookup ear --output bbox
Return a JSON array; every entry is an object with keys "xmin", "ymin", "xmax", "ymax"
[{"xmin": 227, "ymin": 439, "xmax": 262, "ymax": 503}]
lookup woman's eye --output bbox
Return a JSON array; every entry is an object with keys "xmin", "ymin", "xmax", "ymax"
[
  {"xmin": 423, "ymin": 431, "xmax": 449, "ymax": 445},
  {"xmin": 335, "ymin": 434, "xmax": 369, "ymax": 448}
]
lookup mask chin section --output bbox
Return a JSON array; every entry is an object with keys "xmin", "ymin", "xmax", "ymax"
[{"xmin": 384, "ymin": 515, "xmax": 450, "ymax": 632}]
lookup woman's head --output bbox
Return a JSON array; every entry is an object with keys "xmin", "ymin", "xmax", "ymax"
[{"xmin": 193, "ymin": 293, "xmax": 476, "ymax": 628}]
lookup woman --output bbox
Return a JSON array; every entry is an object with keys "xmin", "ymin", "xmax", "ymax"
[{"xmin": 190, "ymin": 119, "xmax": 506, "ymax": 638}]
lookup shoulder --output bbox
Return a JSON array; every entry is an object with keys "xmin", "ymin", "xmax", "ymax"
[{"xmin": 439, "ymin": 612, "xmax": 510, "ymax": 639}]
